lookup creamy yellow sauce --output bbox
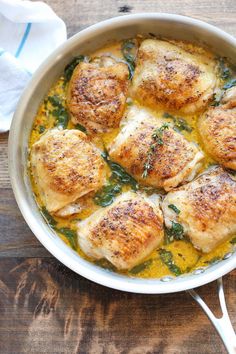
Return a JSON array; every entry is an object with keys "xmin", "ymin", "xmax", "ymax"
[{"xmin": 29, "ymin": 39, "xmax": 236, "ymax": 279}]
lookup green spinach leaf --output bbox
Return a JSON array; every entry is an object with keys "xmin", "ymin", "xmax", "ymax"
[
  {"xmin": 223, "ymin": 78, "xmax": 236, "ymax": 90},
  {"xmin": 102, "ymin": 150, "xmax": 138, "ymax": 190},
  {"xmin": 164, "ymin": 221, "xmax": 185, "ymax": 244},
  {"xmin": 130, "ymin": 259, "xmax": 153, "ymax": 274},
  {"xmin": 121, "ymin": 40, "xmax": 136, "ymax": 79},
  {"xmin": 75, "ymin": 123, "xmax": 87, "ymax": 133},
  {"xmin": 64, "ymin": 55, "xmax": 86, "ymax": 81},
  {"xmin": 55, "ymin": 227, "xmax": 77, "ymax": 250},
  {"xmin": 159, "ymin": 249, "xmax": 181, "ymax": 276},
  {"xmin": 41, "ymin": 207, "xmax": 57, "ymax": 227},
  {"xmin": 168, "ymin": 204, "xmax": 180, "ymax": 214},
  {"xmin": 230, "ymin": 237, "xmax": 236, "ymax": 244},
  {"xmin": 94, "ymin": 182, "xmax": 122, "ymax": 207},
  {"xmin": 48, "ymin": 94, "xmax": 69, "ymax": 129}
]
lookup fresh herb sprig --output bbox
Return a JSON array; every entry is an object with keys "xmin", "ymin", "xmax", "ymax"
[{"xmin": 142, "ymin": 123, "xmax": 169, "ymax": 178}]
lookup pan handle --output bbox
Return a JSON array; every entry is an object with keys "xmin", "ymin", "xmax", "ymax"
[{"xmin": 187, "ymin": 277, "xmax": 236, "ymax": 354}]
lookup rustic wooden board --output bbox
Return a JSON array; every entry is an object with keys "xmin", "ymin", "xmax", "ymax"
[
  {"xmin": 0, "ymin": 0, "xmax": 236, "ymax": 353},
  {"xmin": 0, "ymin": 258, "xmax": 235, "ymax": 354}
]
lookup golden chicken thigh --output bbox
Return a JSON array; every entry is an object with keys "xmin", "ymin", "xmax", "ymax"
[
  {"xmin": 108, "ymin": 106, "xmax": 204, "ymax": 191},
  {"xmin": 30, "ymin": 129, "xmax": 106, "ymax": 215},
  {"xmin": 131, "ymin": 39, "xmax": 217, "ymax": 114},
  {"xmin": 162, "ymin": 166, "xmax": 236, "ymax": 253},
  {"xmin": 67, "ymin": 57, "xmax": 129, "ymax": 133},
  {"xmin": 77, "ymin": 192, "xmax": 164, "ymax": 270},
  {"xmin": 198, "ymin": 86, "xmax": 236, "ymax": 170}
]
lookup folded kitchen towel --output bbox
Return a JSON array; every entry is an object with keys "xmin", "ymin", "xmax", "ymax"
[{"xmin": 0, "ymin": 0, "xmax": 67, "ymax": 133}]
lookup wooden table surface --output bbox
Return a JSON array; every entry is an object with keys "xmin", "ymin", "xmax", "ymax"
[{"xmin": 1, "ymin": 1, "xmax": 236, "ymax": 353}]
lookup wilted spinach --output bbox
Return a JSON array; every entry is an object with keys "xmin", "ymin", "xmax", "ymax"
[
  {"xmin": 48, "ymin": 94, "xmax": 69, "ymax": 129},
  {"xmin": 102, "ymin": 150, "xmax": 138, "ymax": 190},
  {"xmin": 164, "ymin": 221, "xmax": 185, "ymax": 244},
  {"xmin": 121, "ymin": 40, "xmax": 136, "ymax": 79},
  {"xmin": 168, "ymin": 204, "xmax": 180, "ymax": 214},
  {"xmin": 130, "ymin": 259, "xmax": 153, "ymax": 274},
  {"xmin": 163, "ymin": 113, "xmax": 193, "ymax": 133},
  {"xmin": 218, "ymin": 57, "xmax": 231, "ymax": 80},
  {"xmin": 41, "ymin": 207, "xmax": 57, "ymax": 227},
  {"xmin": 55, "ymin": 227, "xmax": 77, "ymax": 250},
  {"xmin": 159, "ymin": 249, "xmax": 182, "ymax": 276},
  {"xmin": 94, "ymin": 182, "xmax": 122, "ymax": 207},
  {"xmin": 230, "ymin": 237, "xmax": 236, "ymax": 244},
  {"xmin": 64, "ymin": 55, "xmax": 86, "ymax": 81},
  {"xmin": 223, "ymin": 78, "xmax": 236, "ymax": 90},
  {"xmin": 94, "ymin": 151, "xmax": 138, "ymax": 207},
  {"xmin": 75, "ymin": 123, "xmax": 87, "ymax": 133}
]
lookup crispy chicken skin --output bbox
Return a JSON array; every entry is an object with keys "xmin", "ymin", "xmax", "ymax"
[
  {"xmin": 108, "ymin": 106, "xmax": 204, "ymax": 191},
  {"xmin": 162, "ymin": 166, "xmax": 236, "ymax": 253},
  {"xmin": 77, "ymin": 192, "xmax": 164, "ymax": 270},
  {"xmin": 30, "ymin": 129, "xmax": 106, "ymax": 214},
  {"xmin": 198, "ymin": 87, "xmax": 236, "ymax": 170},
  {"xmin": 131, "ymin": 39, "xmax": 217, "ymax": 114},
  {"xmin": 67, "ymin": 58, "xmax": 129, "ymax": 133}
]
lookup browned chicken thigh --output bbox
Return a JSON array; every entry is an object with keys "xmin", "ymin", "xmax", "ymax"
[
  {"xmin": 198, "ymin": 86, "xmax": 236, "ymax": 170},
  {"xmin": 162, "ymin": 166, "xmax": 236, "ymax": 253},
  {"xmin": 131, "ymin": 39, "xmax": 218, "ymax": 114},
  {"xmin": 77, "ymin": 192, "xmax": 164, "ymax": 270},
  {"xmin": 67, "ymin": 57, "xmax": 129, "ymax": 133},
  {"xmin": 108, "ymin": 106, "xmax": 204, "ymax": 191},
  {"xmin": 30, "ymin": 129, "xmax": 106, "ymax": 215}
]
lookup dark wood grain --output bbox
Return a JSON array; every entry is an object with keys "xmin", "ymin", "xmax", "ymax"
[
  {"xmin": 0, "ymin": 259, "xmax": 235, "ymax": 354},
  {"xmin": 1, "ymin": 0, "xmax": 236, "ymax": 353}
]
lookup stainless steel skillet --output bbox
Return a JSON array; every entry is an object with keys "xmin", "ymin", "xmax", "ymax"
[{"xmin": 8, "ymin": 13, "xmax": 236, "ymax": 353}]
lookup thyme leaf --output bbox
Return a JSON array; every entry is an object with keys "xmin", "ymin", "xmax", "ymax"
[{"xmin": 142, "ymin": 123, "xmax": 169, "ymax": 178}]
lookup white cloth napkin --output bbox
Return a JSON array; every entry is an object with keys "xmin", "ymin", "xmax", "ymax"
[{"xmin": 0, "ymin": 0, "xmax": 67, "ymax": 132}]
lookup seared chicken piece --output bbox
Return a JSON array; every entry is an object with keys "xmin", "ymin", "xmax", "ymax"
[
  {"xmin": 108, "ymin": 106, "xmax": 204, "ymax": 191},
  {"xmin": 198, "ymin": 86, "xmax": 236, "ymax": 170},
  {"xmin": 31, "ymin": 129, "xmax": 106, "ymax": 215},
  {"xmin": 162, "ymin": 166, "xmax": 236, "ymax": 253},
  {"xmin": 131, "ymin": 39, "xmax": 217, "ymax": 114},
  {"xmin": 67, "ymin": 57, "xmax": 129, "ymax": 133},
  {"xmin": 77, "ymin": 192, "xmax": 164, "ymax": 270}
]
